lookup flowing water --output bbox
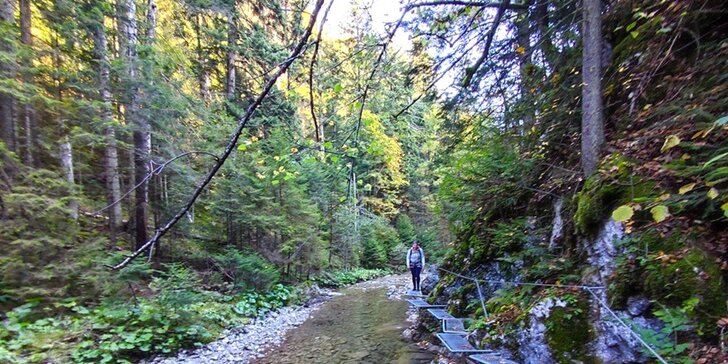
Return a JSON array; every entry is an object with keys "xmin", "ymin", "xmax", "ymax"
[{"xmin": 253, "ymin": 277, "xmax": 435, "ymax": 364}]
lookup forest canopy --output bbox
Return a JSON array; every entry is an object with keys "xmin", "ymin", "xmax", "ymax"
[{"xmin": 1, "ymin": 0, "xmax": 727, "ymax": 362}]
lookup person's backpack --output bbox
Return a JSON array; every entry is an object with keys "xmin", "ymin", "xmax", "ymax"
[{"xmin": 408, "ymin": 249, "xmax": 422, "ymax": 267}]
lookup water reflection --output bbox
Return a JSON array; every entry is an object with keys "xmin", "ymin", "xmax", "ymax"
[{"xmin": 253, "ymin": 287, "xmax": 434, "ymax": 364}]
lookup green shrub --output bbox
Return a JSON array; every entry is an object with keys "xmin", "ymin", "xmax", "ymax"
[
  {"xmin": 362, "ymin": 238, "xmax": 388, "ymax": 269},
  {"xmin": 0, "ymin": 264, "xmax": 305, "ymax": 363},
  {"xmin": 633, "ymin": 299, "xmax": 696, "ymax": 364},
  {"xmin": 311, "ymin": 268, "xmax": 391, "ymax": 288},
  {"xmin": 643, "ymin": 248, "xmax": 726, "ymax": 335},
  {"xmin": 212, "ymin": 248, "xmax": 280, "ymax": 291},
  {"xmin": 395, "ymin": 214, "xmax": 416, "ymax": 245},
  {"xmin": 232, "ymin": 284, "xmax": 303, "ymax": 318}
]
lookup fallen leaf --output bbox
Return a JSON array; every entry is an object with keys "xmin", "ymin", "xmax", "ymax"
[
  {"xmin": 656, "ymin": 193, "xmax": 670, "ymax": 201},
  {"xmin": 661, "ymin": 135, "xmax": 681, "ymax": 152},
  {"xmin": 651, "ymin": 205, "xmax": 669, "ymax": 223},
  {"xmin": 612, "ymin": 205, "xmax": 634, "ymax": 222},
  {"xmin": 679, "ymin": 183, "xmax": 696, "ymax": 195}
]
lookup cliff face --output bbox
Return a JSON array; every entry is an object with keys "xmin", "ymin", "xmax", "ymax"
[{"xmin": 430, "ymin": 1, "xmax": 728, "ymax": 363}]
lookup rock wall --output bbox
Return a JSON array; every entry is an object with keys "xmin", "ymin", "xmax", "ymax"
[{"xmin": 425, "ymin": 218, "xmax": 661, "ymax": 363}]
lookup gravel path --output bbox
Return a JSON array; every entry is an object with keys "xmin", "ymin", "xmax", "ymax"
[{"xmin": 143, "ymin": 274, "xmax": 415, "ymax": 364}]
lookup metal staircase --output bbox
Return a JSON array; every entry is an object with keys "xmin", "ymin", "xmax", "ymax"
[{"xmin": 404, "ymin": 291, "xmax": 517, "ymax": 364}]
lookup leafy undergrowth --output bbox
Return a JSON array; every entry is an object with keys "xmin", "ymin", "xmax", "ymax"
[
  {"xmin": 0, "ymin": 265, "xmax": 302, "ymax": 363},
  {"xmin": 0, "ymin": 265, "xmax": 391, "ymax": 363},
  {"xmin": 310, "ymin": 268, "xmax": 392, "ymax": 288}
]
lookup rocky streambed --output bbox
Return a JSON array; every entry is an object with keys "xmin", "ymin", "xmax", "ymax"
[
  {"xmin": 144, "ymin": 287, "xmax": 336, "ymax": 364},
  {"xmin": 145, "ymin": 274, "xmax": 436, "ymax": 364}
]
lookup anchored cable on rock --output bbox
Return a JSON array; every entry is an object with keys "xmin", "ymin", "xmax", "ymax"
[
  {"xmin": 437, "ymin": 267, "xmax": 669, "ymax": 364},
  {"xmin": 438, "ymin": 267, "xmax": 606, "ymax": 290},
  {"xmin": 585, "ymin": 288, "xmax": 669, "ymax": 364}
]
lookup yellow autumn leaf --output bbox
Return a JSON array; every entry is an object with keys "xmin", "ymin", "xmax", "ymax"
[
  {"xmin": 660, "ymin": 135, "xmax": 681, "ymax": 152},
  {"xmin": 650, "ymin": 205, "xmax": 669, "ymax": 223},
  {"xmin": 707, "ymin": 188, "xmax": 719, "ymax": 200},
  {"xmin": 679, "ymin": 183, "xmax": 696, "ymax": 195},
  {"xmin": 656, "ymin": 193, "xmax": 671, "ymax": 201},
  {"xmin": 612, "ymin": 205, "xmax": 634, "ymax": 222},
  {"xmin": 516, "ymin": 46, "xmax": 526, "ymax": 54}
]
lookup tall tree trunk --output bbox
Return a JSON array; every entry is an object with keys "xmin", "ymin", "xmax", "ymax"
[
  {"xmin": 19, "ymin": 0, "xmax": 36, "ymax": 166},
  {"xmin": 92, "ymin": 1, "xmax": 123, "ymax": 240},
  {"xmin": 581, "ymin": 0, "xmax": 604, "ymax": 176},
  {"xmin": 225, "ymin": 3, "xmax": 237, "ymax": 101},
  {"xmin": 0, "ymin": 0, "xmax": 16, "ymax": 152},
  {"xmin": 145, "ymin": 0, "xmax": 155, "ymax": 39},
  {"xmin": 59, "ymin": 136, "xmax": 78, "ymax": 219},
  {"xmin": 195, "ymin": 14, "xmax": 211, "ymax": 102},
  {"xmin": 145, "ymin": 0, "xmax": 159, "ymax": 256},
  {"xmin": 120, "ymin": 0, "xmax": 150, "ymax": 248},
  {"xmin": 535, "ymin": 0, "xmax": 559, "ymax": 69},
  {"xmin": 53, "ymin": 27, "xmax": 78, "ymax": 220}
]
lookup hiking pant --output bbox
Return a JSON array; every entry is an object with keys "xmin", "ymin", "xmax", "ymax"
[{"xmin": 410, "ymin": 265, "xmax": 422, "ymax": 291}]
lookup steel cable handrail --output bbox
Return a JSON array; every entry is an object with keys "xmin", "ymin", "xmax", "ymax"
[{"xmin": 436, "ymin": 267, "xmax": 669, "ymax": 364}]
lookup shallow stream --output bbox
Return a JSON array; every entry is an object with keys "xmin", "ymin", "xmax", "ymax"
[{"xmin": 253, "ymin": 282, "xmax": 434, "ymax": 364}]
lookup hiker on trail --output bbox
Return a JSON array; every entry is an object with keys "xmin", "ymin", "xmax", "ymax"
[{"xmin": 406, "ymin": 241, "xmax": 425, "ymax": 291}]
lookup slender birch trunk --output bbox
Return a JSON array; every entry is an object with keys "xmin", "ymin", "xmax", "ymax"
[{"xmin": 226, "ymin": 3, "xmax": 237, "ymax": 101}]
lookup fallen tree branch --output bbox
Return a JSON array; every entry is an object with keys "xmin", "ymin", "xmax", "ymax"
[
  {"xmin": 111, "ymin": 0, "xmax": 326, "ymax": 270},
  {"xmin": 405, "ymin": 1, "xmax": 525, "ymax": 10},
  {"xmin": 91, "ymin": 150, "xmax": 219, "ymax": 216}
]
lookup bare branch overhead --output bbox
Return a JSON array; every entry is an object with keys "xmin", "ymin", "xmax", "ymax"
[
  {"xmin": 405, "ymin": 1, "xmax": 526, "ymax": 10},
  {"xmin": 111, "ymin": 0, "xmax": 327, "ymax": 270}
]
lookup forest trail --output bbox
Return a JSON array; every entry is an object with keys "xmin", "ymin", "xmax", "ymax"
[{"xmin": 253, "ymin": 273, "xmax": 435, "ymax": 364}]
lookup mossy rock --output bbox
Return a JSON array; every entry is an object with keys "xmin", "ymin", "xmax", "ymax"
[
  {"xmin": 607, "ymin": 231, "xmax": 685, "ymax": 307},
  {"xmin": 544, "ymin": 296, "xmax": 595, "ymax": 364},
  {"xmin": 573, "ymin": 154, "xmax": 654, "ymax": 237},
  {"xmin": 643, "ymin": 247, "xmax": 727, "ymax": 336}
]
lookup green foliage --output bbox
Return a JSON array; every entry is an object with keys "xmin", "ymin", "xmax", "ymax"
[
  {"xmin": 395, "ymin": 214, "xmax": 416, "ymax": 245},
  {"xmin": 232, "ymin": 284, "xmax": 303, "ymax": 318},
  {"xmin": 361, "ymin": 238, "xmax": 388, "ymax": 269},
  {"xmin": 212, "ymin": 248, "xmax": 280, "ymax": 291},
  {"xmin": 633, "ymin": 300, "xmax": 697, "ymax": 364},
  {"xmin": 0, "ymin": 265, "xmax": 305, "ymax": 363},
  {"xmin": 642, "ymin": 248, "xmax": 726, "ymax": 335},
  {"xmin": 360, "ymin": 219, "xmax": 399, "ymax": 269},
  {"xmin": 608, "ymin": 230, "xmax": 726, "ymax": 341},
  {"xmin": 573, "ymin": 155, "xmax": 635, "ymax": 237},
  {"xmin": 310, "ymin": 268, "xmax": 391, "ymax": 288}
]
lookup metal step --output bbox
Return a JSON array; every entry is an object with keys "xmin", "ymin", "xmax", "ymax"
[
  {"xmin": 435, "ymin": 333, "xmax": 495, "ymax": 354},
  {"xmin": 427, "ymin": 308, "xmax": 455, "ymax": 320},
  {"xmin": 468, "ymin": 354, "xmax": 515, "ymax": 364},
  {"xmin": 406, "ymin": 298, "xmax": 446, "ymax": 308},
  {"xmin": 405, "ymin": 290, "xmax": 427, "ymax": 297},
  {"xmin": 442, "ymin": 318, "xmax": 467, "ymax": 334}
]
